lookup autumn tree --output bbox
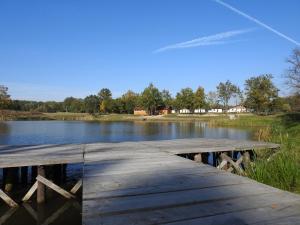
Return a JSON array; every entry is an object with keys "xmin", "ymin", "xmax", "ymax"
[
  {"xmin": 98, "ymin": 88, "xmax": 112, "ymax": 113},
  {"xmin": 194, "ymin": 86, "xmax": 206, "ymax": 109}
]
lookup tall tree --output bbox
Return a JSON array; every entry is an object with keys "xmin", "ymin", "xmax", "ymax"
[
  {"xmin": 176, "ymin": 88, "xmax": 195, "ymax": 111},
  {"xmin": 98, "ymin": 88, "xmax": 112, "ymax": 113},
  {"xmin": 285, "ymin": 48, "xmax": 300, "ymax": 94},
  {"xmin": 194, "ymin": 86, "xmax": 206, "ymax": 109},
  {"xmin": 121, "ymin": 90, "xmax": 139, "ymax": 114},
  {"xmin": 140, "ymin": 83, "xmax": 162, "ymax": 115},
  {"xmin": 207, "ymin": 91, "xmax": 219, "ymax": 109},
  {"xmin": 161, "ymin": 89, "xmax": 173, "ymax": 108},
  {"xmin": 216, "ymin": 80, "xmax": 239, "ymax": 109},
  {"xmin": 84, "ymin": 95, "xmax": 100, "ymax": 114},
  {"xmin": 244, "ymin": 74, "xmax": 279, "ymax": 113},
  {"xmin": 0, "ymin": 85, "xmax": 11, "ymax": 109}
]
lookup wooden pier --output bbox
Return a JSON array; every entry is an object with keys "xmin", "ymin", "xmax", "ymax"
[{"xmin": 1, "ymin": 138, "xmax": 300, "ymax": 225}]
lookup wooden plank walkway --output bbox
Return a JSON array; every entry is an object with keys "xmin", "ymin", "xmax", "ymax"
[
  {"xmin": 1, "ymin": 138, "xmax": 300, "ymax": 224},
  {"xmin": 82, "ymin": 139, "xmax": 300, "ymax": 225}
]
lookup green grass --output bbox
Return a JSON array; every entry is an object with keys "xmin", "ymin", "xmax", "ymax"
[{"xmin": 244, "ymin": 113, "xmax": 300, "ymax": 194}]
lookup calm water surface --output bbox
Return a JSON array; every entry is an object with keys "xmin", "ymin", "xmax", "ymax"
[{"xmin": 0, "ymin": 120, "xmax": 255, "ymax": 145}]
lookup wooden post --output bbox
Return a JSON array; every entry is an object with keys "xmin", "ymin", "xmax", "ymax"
[
  {"xmin": 201, "ymin": 153, "xmax": 209, "ymax": 164},
  {"xmin": 37, "ymin": 166, "xmax": 46, "ymax": 204},
  {"xmin": 4, "ymin": 168, "xmax": 18, "ymax": 192},
  {"xmin": 31, "ymin": 166, "xmax": 37, "ymax": 183},
  {"xmin": 62, "ymin": 164, "xmax": 67, "ymax": 183},
  {"xmin": 212, "ymin": 152, "xmax": 217, "ymax": 167},
  {"xmin": 194, "ymin": 153, "xmax": 202, "ymax": 163},
  {"xmin": 243, "ymin": 151, "xmax": 251, "ymax": 169},
  {"xmin": 21, "ymin": 167, "xmax": 28, "ymax": 184}
]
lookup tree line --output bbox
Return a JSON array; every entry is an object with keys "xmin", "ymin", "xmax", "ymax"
[{"xmin": 1, "ymin": 48, "xmax": 300, "ymax": 115}]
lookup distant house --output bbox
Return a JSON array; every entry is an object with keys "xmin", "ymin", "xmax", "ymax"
[
  {"xmin": 158, "ymin": 107, "xmax": 171, "ymax": 115},
  {"xmin": 134, "ymin": 108, "xmax": 148, "ymax": 116},
  {"xmin": 171, "ymin": 109, "xmax": 177, "ymax": 114},
  {"xmin": 227, "ymin": 105, "xmax": 247, "ymax": 113},
  {"xmin": 208, "ymin": 108, "xmax": 223, "ymax": 113},
  {"xmin": 179, "ymin": 109, "xmax": 191, "ymax": 114},
  {"xmin": 194, "ymin": 109, "xmax": 206, "ymax": 114}
]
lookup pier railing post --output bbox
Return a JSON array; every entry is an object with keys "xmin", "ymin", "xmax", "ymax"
[{"xmin": 37, "ymin": 165, "xmax": 46, "ymax": 204}]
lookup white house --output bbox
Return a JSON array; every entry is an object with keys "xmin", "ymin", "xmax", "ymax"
[
  {"xmin": 179, "ymin": 109, "xmax": 191, "ymax": 114},
  {"xmin": 171, "ymin": 109, "xmax": 177, "ymax": 114},
  {"xmin": 194, "ymin": 109, "xmax": 206, "ymax": 114},
  {"xmin": 208, "ymin": 108, "xmax": 223, "ymax": 113},
  {"xmin": 227, "ymin": 106, "xmax": 247, "ymax": 113}
]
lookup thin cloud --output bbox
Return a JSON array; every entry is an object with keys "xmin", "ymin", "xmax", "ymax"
[
  {"xmin": 214, "ymin": 0, "xmax": 300, "ymax": 46},
  {"xmin": 154, "ymin": 28, "xmax": 254, "ymax": 53}
]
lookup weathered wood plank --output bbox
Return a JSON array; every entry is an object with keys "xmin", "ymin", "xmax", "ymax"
[
  {"xmin": 22, "ymin": 181, "xmax": 38, "ymax": 202},
  {"xmin": 83, "ymin": 193, "xmax": 300, "ymax": 225},
  {"xmin": 0, "ymin": 189, "xmax": 18, "ymax": 208},
  {"xmin": 83, "ymin": 182, "xmax": 282, "ymax": 216},
  {"xmin": 70, "ymin": 179, "xmax": 82, "ymax": 194},
  {"xmin": 36, "ymin": 175, "xmax": 75, "ymax": 199}
]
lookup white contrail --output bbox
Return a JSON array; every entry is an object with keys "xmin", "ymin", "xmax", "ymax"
[
  {"xmin": 154, "ymin": 28, "xmax": 253, "ymax": 53},
  {"xmin": 214, "ymin": 0, "xmax": 300, "ymax": 46}
]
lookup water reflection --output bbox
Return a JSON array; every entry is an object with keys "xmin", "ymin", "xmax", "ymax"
[{"xmin": 0, "ymin": 121, "xmax": 254, "ymax": 145}]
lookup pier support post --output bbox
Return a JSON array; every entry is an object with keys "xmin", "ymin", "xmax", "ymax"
[
  {"xmin": 194, "ymin": 153, "xmax": 202, "ymax": 163},
  {"xmin": 37, "ymin": 166, "xmax": 46, "ymax": 204},
  {"xmin": 4, "ymin": 168, "xmax": 18, "ymax": 192},
  {"xmin": 31, "ymin": 166, "xmax": 37, "ymax": 183},
  {"xmin": 21, "ymin": 167, "xmax": 28, "ymax": 184},
  {"xmin": 243, "ymin": 151, "xmax": 251, "ymax": 169}
]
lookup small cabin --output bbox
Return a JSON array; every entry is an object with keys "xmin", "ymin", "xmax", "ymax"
[
  {"xmin": 208, "ymin": 108, "xmax": 223, "ymax": 113},
  {"xmin": 179, "ymin": 109, "xmax": 191, "ymax": 114},
  {"xmin": 158, "ymin": 108, "xmax": 171, "ymax": 115},
  {"xmin": 227, "ymin": 106, "xmax": 247, "ymax": 113},
  {"xmin": 194, "ymin": 109, "xmax": 206, "ymax": 114},
  {"xmin": 134, "ymin": 108, "xmax": 148, "ymax": 116}
]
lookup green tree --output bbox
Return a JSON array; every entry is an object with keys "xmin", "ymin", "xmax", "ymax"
[
  {"xmin": 194, "ymin": 86, "xmax": 206, "ymax": 109},
  {"xmin": 111, "ymin": 98, "xmax": 124, "ymax": 113},
  {"xmin": 176, "ymin": 88, "xmax": 195, "ymax": 111},
  {"xmin": 140, "ymin": 83, "xmax": 162, "ymax": 115},
  {"xmin": 161, "ymin": 89, "xmax": 173, "ymax": 108},
  {"xmin": 84, "ymin": 95, "xmax": 100, "ymax": 114},
  {"xmin": 98, "ymin": 88, "xmax": 112, "ymax": 101},
  {"xmin": 63, "ymin": 97, "xmax": 84, "ymax": 113},
  {"xmin": 98, "ymin": 88, "xmax": 112, "ymax": 113},
  {"xmin": 0, "ymin": 85, "xmax": 11, "ymax": 109},
  {"xmin": 244, "ymin": 74, "xmax": 279, "ymax": 114},
  {"xmin": 216, "ymin": 80, "xmax": 239, "ymax": 109},
  {"xmin": 121, "ymin": 90, "xmax": 139, "ymax": 114}
]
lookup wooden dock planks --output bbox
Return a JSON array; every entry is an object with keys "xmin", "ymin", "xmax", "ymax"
[{"xmin": 1, "ymin": 138, "xmax": 299, "ymax": 225}]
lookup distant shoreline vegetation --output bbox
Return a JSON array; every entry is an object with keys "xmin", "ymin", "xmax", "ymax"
[{"xmin": 0, "ymin": 75, "xmax": 299, "ymax": 117}]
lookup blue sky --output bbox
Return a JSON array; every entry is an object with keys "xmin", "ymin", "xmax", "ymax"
[{"xmin": 1, "ymin": 0, "xmax": 300, "ymax": 101}]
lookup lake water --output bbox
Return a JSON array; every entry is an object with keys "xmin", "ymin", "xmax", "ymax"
[{"xmin": 0, "ymin": 121, "xmax": 254, "ymax": 145}]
